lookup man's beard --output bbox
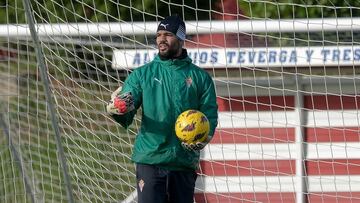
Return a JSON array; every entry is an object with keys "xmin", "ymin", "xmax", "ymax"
[{"xmin": 158, "ymin": 42, "xmax": 180, "ymax": 59}]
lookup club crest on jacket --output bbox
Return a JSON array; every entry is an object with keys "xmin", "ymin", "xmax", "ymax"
[{"xmin": 186, "ymin": 77, "xmax": 192, "ymax": 87}]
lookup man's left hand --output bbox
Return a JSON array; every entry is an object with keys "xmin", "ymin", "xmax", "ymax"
[{"xmin": 181, "ymin": 136, "xmax": 211, "ymax": 151}]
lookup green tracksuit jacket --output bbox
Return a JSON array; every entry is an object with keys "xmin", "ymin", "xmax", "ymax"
[{"xmin": 112, "ymin": 53, "xmax": 218, "ymax": 171}]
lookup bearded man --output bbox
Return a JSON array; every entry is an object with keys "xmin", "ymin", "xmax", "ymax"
[{"xmin": 107, "ymin": 15, "xmax": 218, "ymax": 203}]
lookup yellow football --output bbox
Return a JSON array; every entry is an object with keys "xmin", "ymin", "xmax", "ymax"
[{"xmin": 175, "ymin": 110, "xmax": 210, "ymax": 144}]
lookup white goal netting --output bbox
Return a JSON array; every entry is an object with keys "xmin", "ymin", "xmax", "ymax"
[{"xmin": 0, "ymin": 0, "xmax": 359, "ymax": 202}]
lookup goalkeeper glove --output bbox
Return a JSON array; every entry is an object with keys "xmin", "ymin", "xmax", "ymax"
[
  {"xmin": 181, "ymin": 136, "xmax": 211, "ymax": 152},
  {"xmin": 107, "ymin": 92, "xmax": 134, "ymax": 115}
]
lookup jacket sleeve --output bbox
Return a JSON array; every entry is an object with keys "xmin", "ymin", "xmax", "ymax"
[
  {"xmin": 111, "ymin": 69, "xmax": 142, "ymax": 129},
  {"xmin": 199, "ymin": 74, "xmax": 218, "ymax": 139}
]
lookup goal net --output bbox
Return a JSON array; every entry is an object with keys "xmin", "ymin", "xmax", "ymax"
[{"xmin": 1, "ymin": 0, "xmax": 359, "ymax": 202}]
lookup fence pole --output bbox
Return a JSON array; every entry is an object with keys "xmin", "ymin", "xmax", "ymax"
[
  {"xmin": 21, "ymin": 0, "xmax": 74, "ymax": 202},
  {"xmin": 295, "ymin": 76, "xmax": 307, "ymax": 203}
]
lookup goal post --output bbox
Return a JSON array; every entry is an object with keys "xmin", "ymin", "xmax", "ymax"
[{"xmin": 1, "ymin": 0, "xmax": 360, "ymax": 203}]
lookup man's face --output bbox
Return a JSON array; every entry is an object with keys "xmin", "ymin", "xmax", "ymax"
[{"xmin": 156, "ymin": 30, "xmax": 182, "ymax": 58}]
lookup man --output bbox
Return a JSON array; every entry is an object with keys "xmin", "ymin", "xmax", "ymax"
[{"xmin": 107, "ymin": 15, "xmax": 218, "ymax": 203}]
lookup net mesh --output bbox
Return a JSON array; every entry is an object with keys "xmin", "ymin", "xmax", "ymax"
[{"xmin": 0, "ymin": 0, "xmax": 359, "ymax": 202}]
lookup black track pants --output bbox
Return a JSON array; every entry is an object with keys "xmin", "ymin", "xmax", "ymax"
[{"xmin": 136, "ymin": 163, "xmax": 197, "ymax": 203}]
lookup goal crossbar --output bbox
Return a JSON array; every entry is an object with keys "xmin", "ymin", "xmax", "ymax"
[{"xmin": 1, "ymin": 18, "xmax": 360, "ymax": 37}]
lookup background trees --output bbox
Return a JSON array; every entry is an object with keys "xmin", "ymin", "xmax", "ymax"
[{"xmin": 2, "ymin": 0, "xmax": 360, "ymax": 25}]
